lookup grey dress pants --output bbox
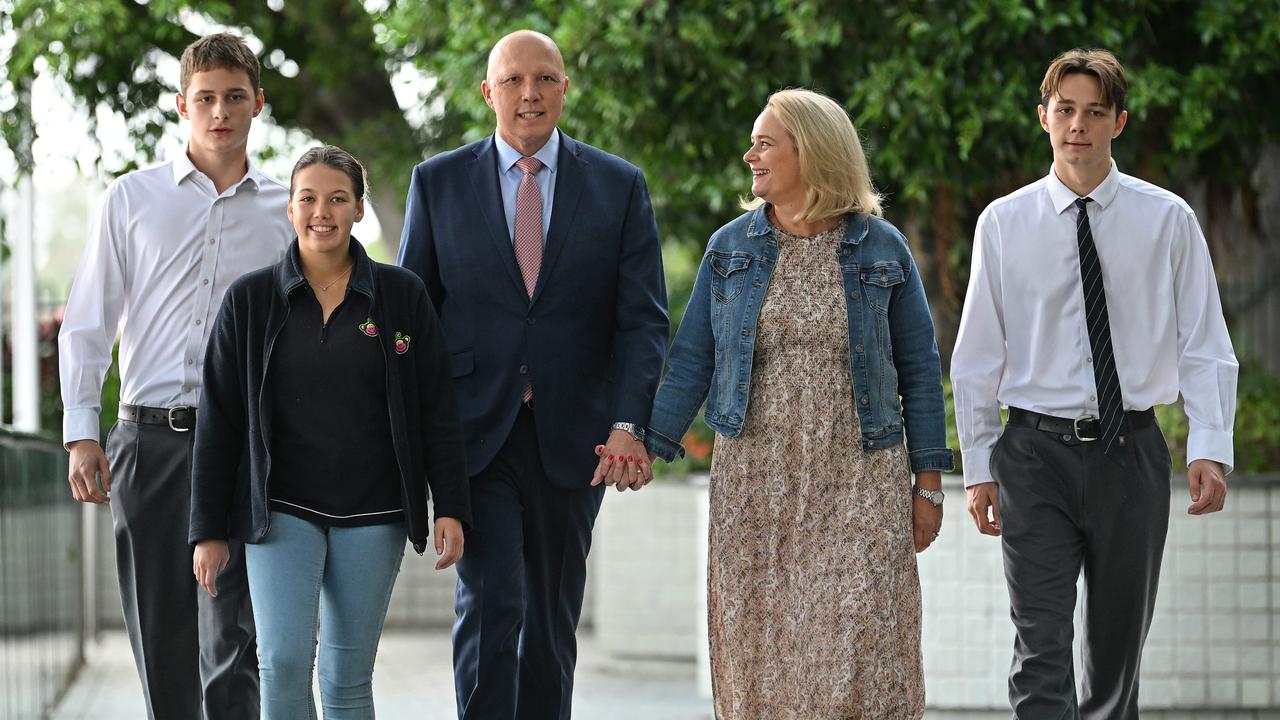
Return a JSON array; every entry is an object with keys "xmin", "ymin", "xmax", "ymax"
[
  {"xmin": 106, "ymin": 419, "xmax": 258, "ymax": 719},
  {"xmin": 992, "ymin": 417, "xmax": 1171, "ymax": 720}
]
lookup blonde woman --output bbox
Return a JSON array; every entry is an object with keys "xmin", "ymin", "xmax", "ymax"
[{"xmin": 645, "ymin": 89, "xmax": 953, "ymax": 718}]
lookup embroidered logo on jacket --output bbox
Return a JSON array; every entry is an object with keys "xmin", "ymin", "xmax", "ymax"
[
  {"xmin": 394, "ymin": 332, "xmax": 411, "ymax": 355},
  {"xmin": 358, "ymin": 319, "xmax": 379, "ymax": 337}
]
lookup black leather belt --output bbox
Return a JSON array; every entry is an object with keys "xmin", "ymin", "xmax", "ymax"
[
  {"xmin": 118, "ymin": 403, "xmax": 197, "ymax": 432},
  {"xmin": 1008, "ymin": 407, "xmax": 1154, "ymax": 442}
]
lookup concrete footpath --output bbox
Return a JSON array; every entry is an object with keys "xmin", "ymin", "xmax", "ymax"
[{"xmin": 51, "ymin": 631, "xmax": 1277, "ymax": 719}]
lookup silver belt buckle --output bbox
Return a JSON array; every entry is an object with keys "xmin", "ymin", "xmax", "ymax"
[
  {"xmin": 168, "ymin": 405, "xmax": 192, "ymax": 433},
  {"xmin": 1073, "ymin": 415, "xmax": 1099, "ymax": 442}
]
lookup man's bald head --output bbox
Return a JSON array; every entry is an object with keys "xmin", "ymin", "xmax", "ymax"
[
  {"xmin": 481, "ymin": 29, "xmax": 570, "ymax": 156},
  {"xmin": 486, "ymin": 30, "xmax": 565, "ymax": 84}
]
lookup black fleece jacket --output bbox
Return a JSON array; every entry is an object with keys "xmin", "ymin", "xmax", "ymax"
[{"xmin": 189, "ymin": 238, "xmax": 470, "ymax": 553}]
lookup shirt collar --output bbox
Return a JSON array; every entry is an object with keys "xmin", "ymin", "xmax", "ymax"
[
  {"xmin": 1045, "ymin": 158, "xmax": 1120, "ymax": 214},
  {"xmin": 171, "ymin": 150, "xmax": 263, "ymax": 192},
  {"xmin": 171, "ymin": 151, "xmax": 199, "ymax": 185},
  {"xmin": 494, "ymin": 130, "xmax": 560, "ymax": 175}
]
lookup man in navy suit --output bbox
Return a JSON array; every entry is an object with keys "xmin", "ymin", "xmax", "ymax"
[{"xmin": 398, "ymin": 29, "xmax": 668, "ymax": 720}]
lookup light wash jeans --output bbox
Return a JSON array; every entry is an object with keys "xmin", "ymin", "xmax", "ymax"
[{"xmin": 245, "ymin": 511, "xmax": 405, "ymax": 720}]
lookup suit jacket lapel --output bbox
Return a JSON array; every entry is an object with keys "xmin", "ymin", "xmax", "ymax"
[
  {"xmin": 532, "ymin": 133, "xmax": 585, "ymax": 305},
  {"xmin": 469, "ymin": 137, "xmax": 526, "ymax": 297}
]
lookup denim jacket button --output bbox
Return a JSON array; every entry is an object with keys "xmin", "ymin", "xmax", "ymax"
[
  {"xmin": 855, "ymin": 343, "xmax": 864, "ymax": 353},
  {"xmin": 860, "ymin": 396, "xmax": 869, "ymax": 405},
  {"xmin": 850, "ymin": 291, "xmax": 860, "ymax": 300}
]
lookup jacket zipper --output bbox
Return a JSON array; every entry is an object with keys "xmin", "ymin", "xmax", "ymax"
[
  {"xmin": 258, "ymin": 295, "xmax": 294, "ymax": 538},
  {"xmin": 367, "ymin": 290, "xmax": 422, "ymax": 554}
]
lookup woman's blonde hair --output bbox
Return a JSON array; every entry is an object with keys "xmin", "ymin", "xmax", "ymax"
[{"xmin": 741, "ymin": 88, "xmax": 883, "ymax": 220}]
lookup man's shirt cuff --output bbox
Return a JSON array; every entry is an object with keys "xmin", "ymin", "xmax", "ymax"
[
  {"xmin": 1186, "ymin": 427, "xmax": 1235, "ymax": 475},
  {"xmin": 959, "ymin": 447, "xmax": 996, "ymax": 487},
  {"xmin": 63, "ymin": 408, "xmax": 102, "ymax": 449}
]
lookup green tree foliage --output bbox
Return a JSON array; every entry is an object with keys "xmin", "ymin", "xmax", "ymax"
[{"xmin": 5, "ymin": 0, "xmax": 1280, "ymax": 336}]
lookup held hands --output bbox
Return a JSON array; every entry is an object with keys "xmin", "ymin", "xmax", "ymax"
[
  {"xmin": 1187, "ymin": 459, "xmax": 1228, "ymax": 515},
  {"xmin": 966, "ymin": 482, "xmax": 1001, "ymax": 536},
  {"xmin": 434, "ymin": 517, "xmax": 464, "ymax": 570},
  {"xmin": 193, "ymin": 540, "xmax": 230, "ymax": 597},
  {"xmin": 67, "ymin": 439, "xmax": 111, "ymax": 504},
  {"xmin": 590, "ymin": 429, "xmax": 653, "ymax": 491},
  {"xmin": 911, "ymin": 471, "xmax": 943, "ymax": 553}
]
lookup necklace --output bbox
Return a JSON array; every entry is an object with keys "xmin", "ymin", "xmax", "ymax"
[{"xmin": 307, "ymin": 263, "xmax": 353, "ymax": 293}]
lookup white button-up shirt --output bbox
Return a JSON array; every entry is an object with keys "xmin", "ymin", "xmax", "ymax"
[
  {"xmin": 59, "ymin": 153, "xmax": 293, "ymax": 446},
  {"xmin": 952, "ymin": 160, "xmax": 1237, "ymax": 486}
]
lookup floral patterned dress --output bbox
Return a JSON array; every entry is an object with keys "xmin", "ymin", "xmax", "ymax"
[{"xmin": 707, "ymin": 218, "xmax": 924, "ymax": 719}]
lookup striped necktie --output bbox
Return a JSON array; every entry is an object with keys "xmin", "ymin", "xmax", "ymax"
[{"xmin": 1074, "ymin": 197, "xmax": 1128, "ymax": 452}]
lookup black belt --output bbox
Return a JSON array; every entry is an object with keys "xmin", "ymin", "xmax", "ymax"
[
  {"xmin": 1008, "ymin": 407, "xmax": 1154, "ymax": 443},
  {"xmin": 118, "ymin": 403, "xmax": 197, "ymax": 432}
]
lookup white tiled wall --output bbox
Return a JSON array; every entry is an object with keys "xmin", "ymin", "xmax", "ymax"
[{"xmin": 592, "ymin": 474, "xmax": 1280, "ymax": 712}]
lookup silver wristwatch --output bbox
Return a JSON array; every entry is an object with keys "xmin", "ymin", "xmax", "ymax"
[
  {"xmin": 610, "ymin": 422, "xmax": 646, "ymax": 442},
  {"xmin": 912, "ymin": 485, "xmax": 945, "ymax": 506}
]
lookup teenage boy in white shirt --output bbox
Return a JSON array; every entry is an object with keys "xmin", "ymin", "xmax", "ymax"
[
  {"xmin": 952, "ymin": 48, "xmax": 1236, "ymax": 719},
  {"xmin": 59, "ymin": 32, "xmax": 292, "ymax": 719}
]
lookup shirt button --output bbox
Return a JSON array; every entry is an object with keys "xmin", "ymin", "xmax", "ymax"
[
  {"xmin": 209, "ymin": 238, "xmax": 215, "ymax": 245},
  {"xmin": 519, "ymin": 365, "xmax": 528, "ymax": 375},
  {"xmin": 182, "ymin": 386, "xmax": 191, "ymax": 393},
  {"xmin": 195, "ymin": 319, "xmax": 201, "ymax": 326},
  {"xmin": 187, "ymin": 358, "xmax": 194, "ymax": 365},
  {"xmin": 1086, "ymin": 357, "xmax": 1092, "ymax": 364},
  {"xmin": 203, "ymin": 279, "xmax": 210, "ymax": 285},
  {"xmin": 1090, "ymin": 394, "xmax": 1097, "ymax": 402}
]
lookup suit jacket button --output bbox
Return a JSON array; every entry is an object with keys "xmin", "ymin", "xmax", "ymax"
[
  {"xmin": 527, "ymin": 317, "xmax": 536, "ymax": 325},
  {"xmin": 519, "ymin": 365, "xmax": 528, "ymax": 374}
]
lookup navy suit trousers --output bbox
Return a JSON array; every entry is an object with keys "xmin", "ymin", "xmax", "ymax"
[{"xmin": 452, "ymin": 405, "xmax": 605, "ymax": 720}]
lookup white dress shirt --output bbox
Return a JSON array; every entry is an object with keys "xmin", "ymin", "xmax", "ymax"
[
  {"xmin": 59, "ymin": 153, "xmax": 293, "ymax": 446},
  {"xmin": 952, "ymin": 160, "xmax": 1237, "ymax": 486},
  {"xmin": 495, "ymin": 130, "xmax": 558, "ymax": 243}
]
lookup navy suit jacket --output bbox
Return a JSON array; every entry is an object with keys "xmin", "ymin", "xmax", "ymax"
[{"xmin": 398, "ymin": 131, "xmax": 668, "ymax": 487}]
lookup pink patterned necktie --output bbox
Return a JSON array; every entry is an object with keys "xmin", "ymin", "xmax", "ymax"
[
  {"xmin": 514, "ymin": 156, "xmax": 543, "ymax": 403},
  {"xmin": 513, "ymin": 156, "xmax": 544, "ymax": 298}
]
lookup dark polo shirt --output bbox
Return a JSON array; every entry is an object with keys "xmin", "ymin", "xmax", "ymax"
[{"xmin": 268, "ymin": 286, "xmax": 402, "ymax": 527}]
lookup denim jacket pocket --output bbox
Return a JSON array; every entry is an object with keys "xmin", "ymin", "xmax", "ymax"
[
  {"xmin": 709, "ymin": 251, "xmax": 752, "ymax": 303},
  {"xmin": 861, "ymin": 262, "xmax": 905, "ymax": 315}
]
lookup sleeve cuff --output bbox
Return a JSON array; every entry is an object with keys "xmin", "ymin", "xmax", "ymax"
[
  {"xmin": 960, "ymin": 447, "xmax": 996, "ymax": 487},
  {"xmin": 908, "ymin": 447, "xmax": 955, "ymax": 473},
  {"xmin": 1186, "ymin": 427, "xmax": 1235, "ymax": 476},
  {"xmin": 644, "ymin": 428, "xmax": 686, "ymax": 463},
  {"xmin": 63, "ymin": 408, "xmax": 103, "ymax": 449}
]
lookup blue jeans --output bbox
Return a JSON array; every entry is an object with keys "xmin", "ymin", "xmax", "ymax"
[{"xmin": 245, "ymin": 512, "xmax": 405, "ymax": 720}]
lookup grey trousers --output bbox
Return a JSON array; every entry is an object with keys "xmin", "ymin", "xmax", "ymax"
[
  {"xmin": 992, "ymin": 419, "xmax": 1171, "ymax": 720},
  {"xmin": 106, "ymin": 419, "xmax": 258, "ymax": 720}
]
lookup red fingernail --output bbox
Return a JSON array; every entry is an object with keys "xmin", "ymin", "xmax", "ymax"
[
  {"xmin": 608, "ymin": 454, "xmax": 615, "ymax": 461},
  {"xmin": 595, "ymin": 444, "xmax": 604, "ymax": 454},
  {"xmin": 627, "ymin": 455, "xmax": 634, "ymax": 462}
]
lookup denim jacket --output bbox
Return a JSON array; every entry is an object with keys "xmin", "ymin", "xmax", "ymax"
[{"xmin": 646, "ymin": 206, "xmax": 954, "ymax": 474}]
